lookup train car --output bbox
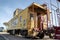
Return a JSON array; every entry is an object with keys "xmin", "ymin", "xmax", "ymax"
[{"xmin": 4, "ymin": 2, "xmax": 51, "ymax": 38}]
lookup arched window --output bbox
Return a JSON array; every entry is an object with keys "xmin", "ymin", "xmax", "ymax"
[
  {"xmin": 20, "ymin": 16, "xmax": 22, "ymax": 22},
  {"xmin": 23, "ymin": 20, "xmax": 26, "ymax": 26}
]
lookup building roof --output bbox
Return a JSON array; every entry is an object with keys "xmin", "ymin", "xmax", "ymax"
[{"xmin": 28, "ymin": 2, "xmax": 47, "ymax": 10}]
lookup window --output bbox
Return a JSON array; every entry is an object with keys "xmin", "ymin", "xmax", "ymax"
[
  {"xmin": 30, "ymin": 14, "xmax": 33, "ymax": 17},
  {"xmin": 20, "ymin": 16, "xmax": 22, "ymax": 22},
  {"xmin": 30, "ymin": 14, "xmax": 33, "ymax": 19},
  {"xmin": 23, "ymin": 20, "xmax": 26, "ymax": 26},
  {"xmin": 12, "ymin": 19, "xmax": 18, "ymax": 26}
]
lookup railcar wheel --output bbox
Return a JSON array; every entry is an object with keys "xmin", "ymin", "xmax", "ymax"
[{"xmin": 37, "ymin": 32, "xmax": 44, "ymax": 39}]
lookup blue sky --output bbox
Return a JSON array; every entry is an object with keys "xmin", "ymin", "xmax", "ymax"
[{"xmin": 0, "ymin": 0, "xmax": 59, "ymax": 29}]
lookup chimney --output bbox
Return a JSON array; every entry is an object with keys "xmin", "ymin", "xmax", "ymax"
[{"xmin": 13, "ymin": 8, "xmax": 23, "ymax": 17}]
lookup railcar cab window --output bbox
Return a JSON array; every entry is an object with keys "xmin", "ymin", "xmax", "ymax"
[
  {"xmin": 30, "ymin": 14, "xmax": 33, "ymax": 19},
  {"xmin": 12, "ymin": 19, "xmax": 18, "ymax": 26},
  {"xmin": 23, "ymin": 20, "xmax": 26, "ymax": 26},
  {"xmin": 20, "ymin": 16, "xmax": 22, "ymax": 22}
]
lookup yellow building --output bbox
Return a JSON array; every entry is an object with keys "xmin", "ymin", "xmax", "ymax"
[{"xmin": 4, "ymin": 2, "xmax": 50, "ymax": 38}]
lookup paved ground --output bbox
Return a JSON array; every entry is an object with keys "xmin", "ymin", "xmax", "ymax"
[
  {"xmin": 0, "ymin": 35, "xmax": 6, "ymax": 40},
  {"xmin": 0, "ymin": 32, "xmax": 55, "ymax": 40}
]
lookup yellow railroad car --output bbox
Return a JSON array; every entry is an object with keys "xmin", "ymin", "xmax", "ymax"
[{"xmin": 4, "ymin": 2, "xmax": 51, "ymax": 38}]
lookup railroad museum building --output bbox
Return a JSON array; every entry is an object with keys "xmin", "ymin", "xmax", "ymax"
[{"xmin": 4, "ymin": 2, "xmax": 50, "ymax": 38}]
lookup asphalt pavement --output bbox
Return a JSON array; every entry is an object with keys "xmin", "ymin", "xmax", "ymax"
[
  {"xmin": 0, "ymin": 35, "xmax": 6, "ymax": 40},
  {"xmin": 0, "ymin": 32, "xmax": 55, "ymax": 40}
]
